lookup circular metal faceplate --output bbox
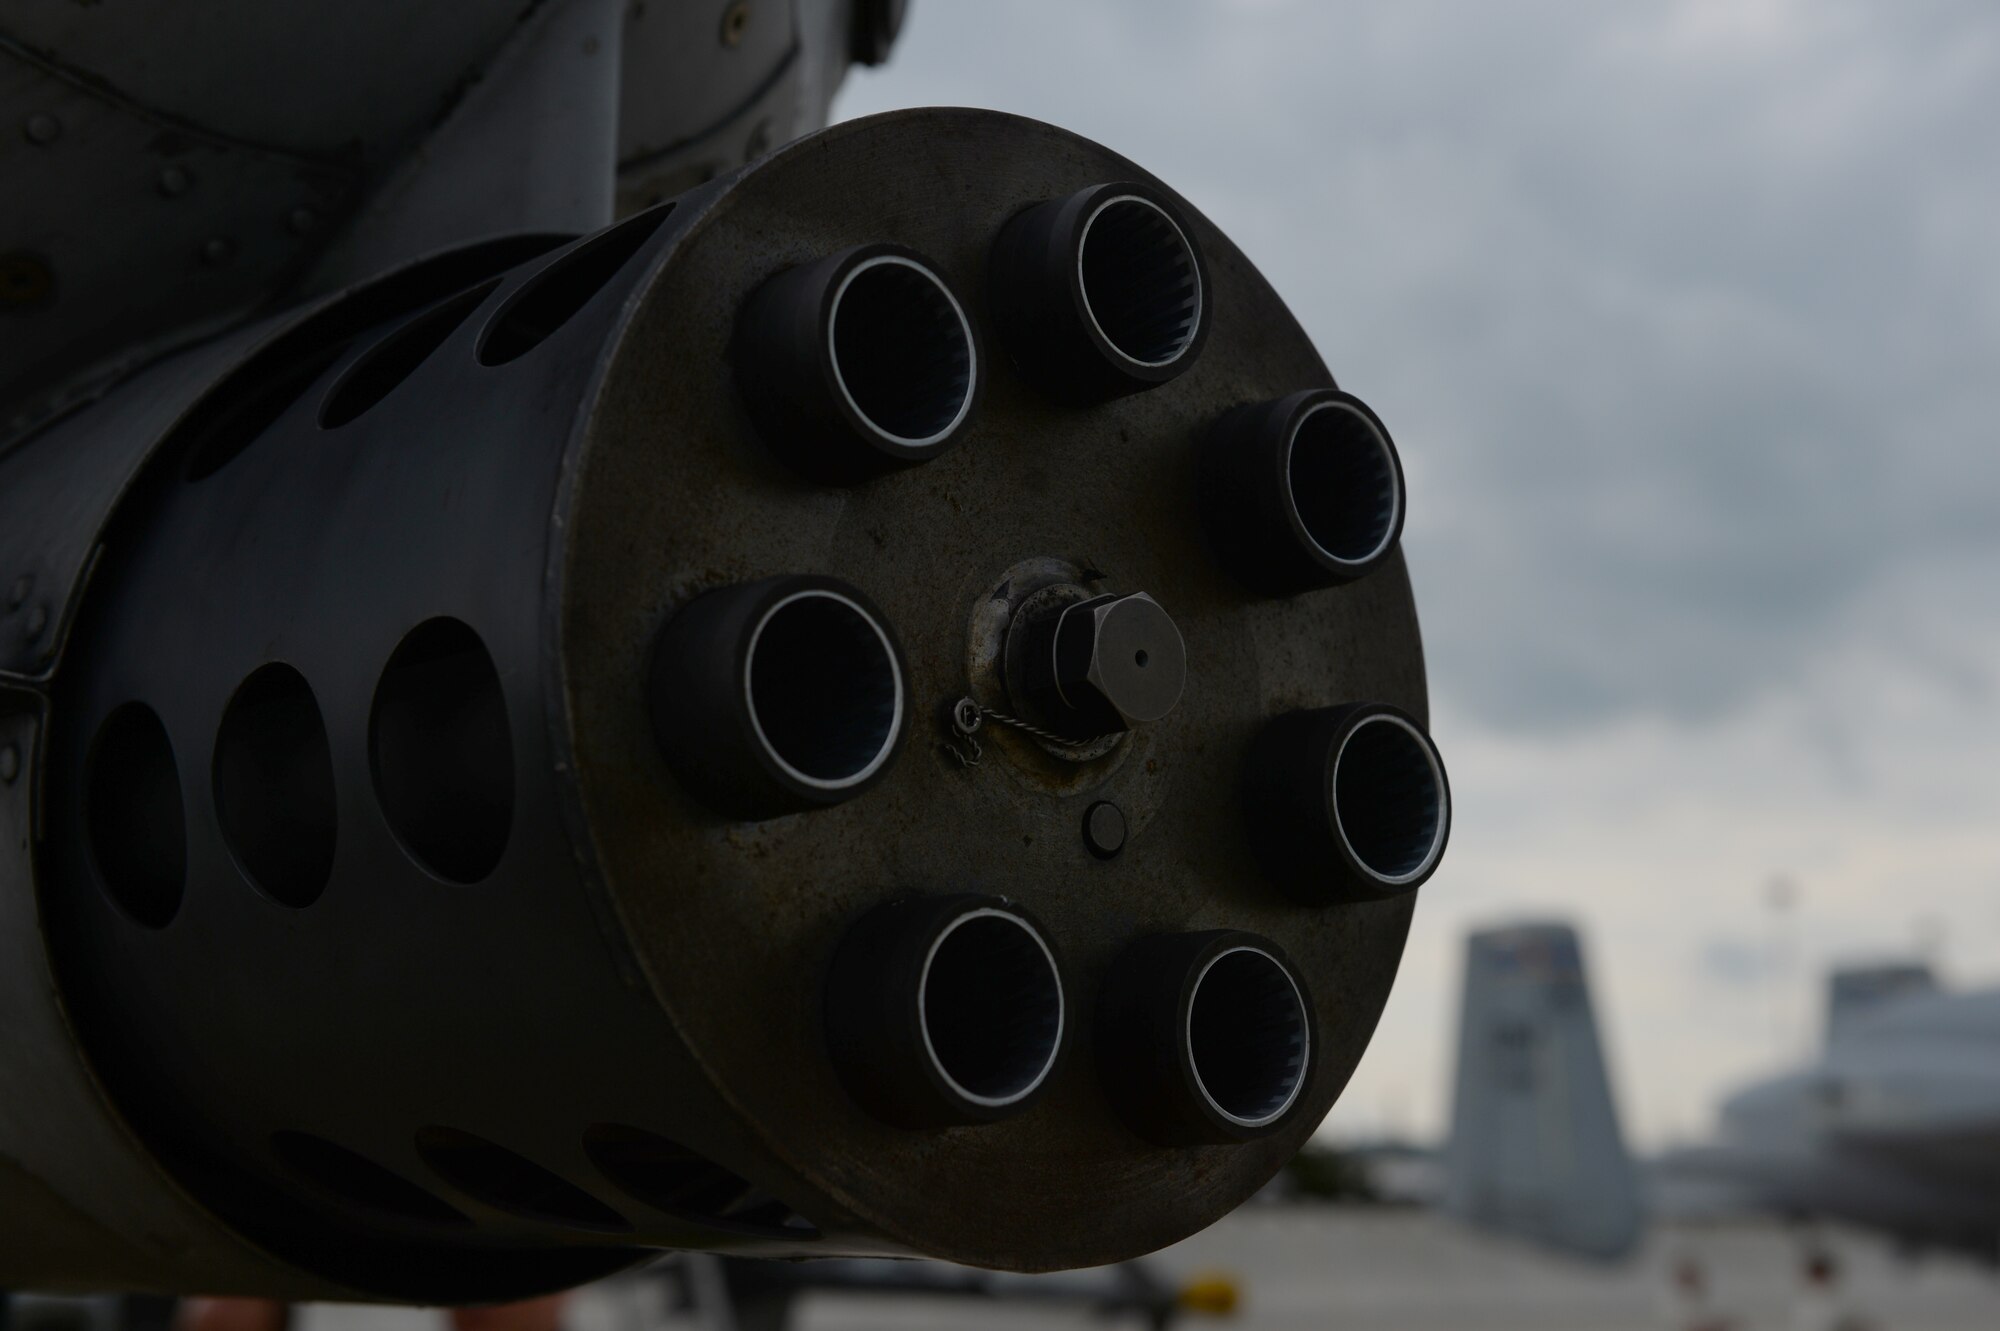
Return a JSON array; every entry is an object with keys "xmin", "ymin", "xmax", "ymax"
[{"xmin": 557, "ymin": 109, "xmax": 1427, "ymax": 1268}]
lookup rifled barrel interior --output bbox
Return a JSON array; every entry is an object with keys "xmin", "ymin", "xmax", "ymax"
[{"xmin": 26, "ymin": 108, "xmax": 1448, "ymax": 1300}]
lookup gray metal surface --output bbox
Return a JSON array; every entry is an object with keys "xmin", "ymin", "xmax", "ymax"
[
  {"xmin": 0, "ymin": 41, "xmax": 356, "ymax": 444},
  {"xmin": 302, "ymin": 0, "xmax": 626, "ymax": 292},
  {"xmin": 2, "ymin": 2, "xmax": 529, "ymax": 159},
  {"xmin": 615, "ymin": 0, "xmax": 854, "ymax": 211},
  {"xmin": 1, "ymin": 1, "xmax": 863, "ymax": 450}
]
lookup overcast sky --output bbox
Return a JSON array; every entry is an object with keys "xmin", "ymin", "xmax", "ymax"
[{"xmin": 836, "ymin": 0, "xmax": 2000, "ymax": 1148}]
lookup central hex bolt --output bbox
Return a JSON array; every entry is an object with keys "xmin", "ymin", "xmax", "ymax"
[{"xmin": 1016, "ymin": 591, "xmax": 1188, "ymax": 742}]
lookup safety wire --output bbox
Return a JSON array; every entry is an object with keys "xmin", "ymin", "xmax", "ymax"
[{"xmin": 942, "ymin": 696, "xmax": 1092, "ymax": 767}]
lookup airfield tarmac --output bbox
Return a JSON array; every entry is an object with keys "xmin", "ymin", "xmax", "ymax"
[
  {"xmin": 1131, "ymin": 1206, "xmax": 1995, "ymax": 1331},
  {"xmin": 301, "ymin": 1205, "xmax": 2000, "ymax": 1331}
]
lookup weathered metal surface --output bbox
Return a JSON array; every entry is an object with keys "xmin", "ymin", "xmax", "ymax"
[{"xmin": 558, "ymin": 109, "xmax": 1427, "ymax": 1269}]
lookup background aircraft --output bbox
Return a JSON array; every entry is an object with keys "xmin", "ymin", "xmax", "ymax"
[{"xmin": 1444, "ymin": 921, "xmax": 2000, "ymax": 1265}]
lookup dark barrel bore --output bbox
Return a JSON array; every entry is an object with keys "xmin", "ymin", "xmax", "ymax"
[
  {"xmin": 735, "ymin": 242, "xmax": 978, "ymax": 483},
  {"xmin": 1197, "ymin": 389, "xmax": 1407, "ymax": 594},
  {"xmin": 988, "ymin": 181, "xmax": 1210, "ymax": 401},
  {"xmin": 650, "ymin": 574, "xmax": 909, "ymax": 820},
  {"xmin": 1096, "ymin": 931, "xmax": 1312, "ymax": 1144},
  {"xmin": 1241, "ymin": 702, "xmax": 1450, "ymax": 903},
  {"xmin": 1079, "ymin": 196, "xmax": 1205, "ymax": 368},
  {"xmin": 1187, "ymin": 946, "xmax": 1311, "ymax": 1130},
  {"xmin": 826, "ymin": 895, "xmax": 1066, "ymax": 1127}
]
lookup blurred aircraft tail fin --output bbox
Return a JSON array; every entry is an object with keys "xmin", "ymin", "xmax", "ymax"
[{"xmin": 1442, "ymin": 921, "xmax": 1643, "ymax": 1260}]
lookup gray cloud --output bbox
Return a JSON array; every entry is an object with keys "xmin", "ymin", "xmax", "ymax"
[{"xmin": 839, "ymin": 0, "xmax": 2000, "ymax": 732}]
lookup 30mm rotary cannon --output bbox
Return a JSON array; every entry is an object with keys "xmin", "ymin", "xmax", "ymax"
[{"xmin": 0, "ymin": 108, "xmax": 1448, "ymax": 1302}]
